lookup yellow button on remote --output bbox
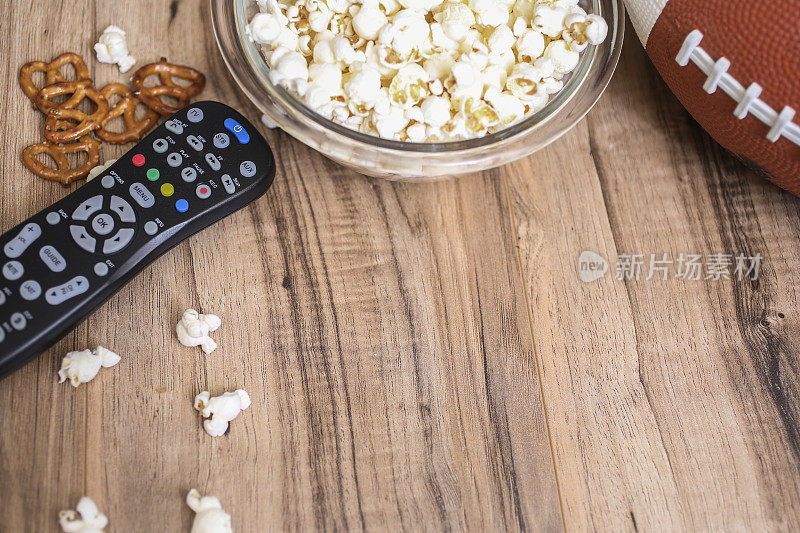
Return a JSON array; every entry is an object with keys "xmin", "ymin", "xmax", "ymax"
[{"xmin": 160, "ymin": 183, "xmax": 174, "ymax": 197}]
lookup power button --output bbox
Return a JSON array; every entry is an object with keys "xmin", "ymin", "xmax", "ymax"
[{"xmin": 224, "ymin": 118, "xmax": 250, "ymax": 144}]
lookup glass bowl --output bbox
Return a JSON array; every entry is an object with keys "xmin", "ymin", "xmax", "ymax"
[{"xmin": 210, "ymin": 0, "xmax": 625, "ymax": 180}]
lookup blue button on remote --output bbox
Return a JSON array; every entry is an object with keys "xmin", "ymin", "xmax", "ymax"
[
  {"xmin": 224, "ymin": 118, "xmax": 250, "ymax": 144},
  {"xmin": 175, "ymin": 199, "xmax": 189, "ymax": 213}
]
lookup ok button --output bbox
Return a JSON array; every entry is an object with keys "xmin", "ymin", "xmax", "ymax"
[{"xmin": 91, "ymin": 213, "xmax": 115, "ymax": 236}]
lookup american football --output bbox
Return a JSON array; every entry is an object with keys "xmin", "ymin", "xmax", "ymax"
[{"xmin": 624, "ymin": 0, "xmax": 800, "ymax": 194}]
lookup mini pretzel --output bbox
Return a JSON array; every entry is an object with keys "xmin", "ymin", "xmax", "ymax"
[
  {"xmin": 131, "ymin": 58, "xmax": 206, "ymax": 115},
  {"xmin": 19, "ymin": 53, "xmax": 90, "ymax": 104},
  {"xmin": 37, "ymin": 81, "xmax": 109, "ymax": 143},
  {"xmin": 96, "ymin": 83, "xmax": 159, "ymax": 143},
  {"xmin": 21, "ymin": 136, "xmax": 100, "ymax": 186}
]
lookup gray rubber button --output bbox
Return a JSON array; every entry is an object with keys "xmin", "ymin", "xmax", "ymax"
[
  {"xmin": 70, "ymin": 225, "xmax": 97, "ymax": 253},
  {"xmin": 167, "ymin": 153, "xmax": 183, "ymax": 167},
  {"xmin": 103, "ymin": 228, "xmax": 135, "ymax": 254},
  {"xmin": 187, "ymin": 107, "xmax": 203, "ymax": 122},
  {"xmin": 165, "ymin": 120, "xmax": 184, "ymax": 134},
  {"xmin": 239, "ymin": 161, "xmax": 257, "ymax": 178},
  {"xmin": 101, "ymin": 175, "xmax": 115, "ymax": 188},
  {"xmin": 196, "ymin": 184, "xmax": 212, "ymax": 199},
  {"xmin": 213, "ymin": 133, "xmax": 230, "ymax": 149},
  {"xmin": 72, "ymin": 195, "xmax": 104, "ymax": 221},
  {"xmin": 205, "ymin": 153, "xmax": 221, "ymax": 171},
  {"xmin": 94, "ymin": 262, "xmax": 109, "ymax": 276},
  {"xmin": 3, "ymin": 261, "xmax": 24, "ymax": 280},
  {"xmin": 129, "ymin": 182, "xmax": 155, "ymax": 208},
  {"xmin": 39, "ymin": 245, "xmax": 66, "ymax": 272},
  {"xmin": 187, "ymin": 135, "xmax": 204, "ymax": 151},
  {"xmin": 221, "ymin": 174, "xmax": 236, "ymax": 194},
  {"xmin": 91, "ymin": 213, "xmax": 115, "ymax": 236},
  {"xmin": 144, "ymin": 221, "xmax": 159, "ymax": 235},
  {"xmin": 181, "ymin": 167, "xmax": 197, "ymax": 182},
  {"xmin": 153, "ymin": 138, "xmax": 169, "ymax": 153},
  {"xmin": 10, "ymin": 312, "xmax": 26, "ymax": 330},
  {"xmin": 46, "ymin": 276, "xmax": 89, "ymax": 305},
  {"xmin": 4, "ymin": 223, "xmax": 42, "ymax": 258},
  {"xmin": 46, "ymin": 212, "xmax": 61, "ymax": 225},
  {"xmin": 110, "ymin": 196, "xmax": 136, "ymax": 223},
  {"xmin": 19, "ymin": 280, "xmax": 41, "ymax": 301},
  {"xmin": 0, "ymin": 326, "xmax": 4, "ymax": 343},
  {"xmin": 0, "ymin": 291, "xmax": 5, "ymax": 305}
]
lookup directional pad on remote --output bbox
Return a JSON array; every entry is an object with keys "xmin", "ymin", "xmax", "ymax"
[
  {"xmin": 70, "ymin": 225, "xmax": 97, "ymax": 253},
  {"xmin": 72, "ymin": 195, "xmax": 104, "ymax": 221},
  {"xmin": 110, "ymin": 196, "xmax": 136, "ymax": 223}
]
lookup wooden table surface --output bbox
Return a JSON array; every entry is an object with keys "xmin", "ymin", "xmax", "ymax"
[{"xmin": 2, "ymin": 2, "xmax": 800, "ymax": 531}]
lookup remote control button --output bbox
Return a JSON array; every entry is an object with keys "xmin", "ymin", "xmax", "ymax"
[
  {"xmin": 152, "ymin": 138, "xmax": 169, "ymax": 153},
  {"xmin": 187, "ymin": 107, "xmax": 203, "ymax": 122},
  {"xmin": 181, "ymin": 167, "xmax": 198, "ymax": 183},
  {"xmin": 161, "ymin": 183, "xmax": 175, "ymax": 197},
  {"xmin": 165, "ymin": 120, "xmax": 184, "ymax": 134},
  {"xmin": 239, "ymin": 161, "xmax": 257, "ymax": 178},
  {"xmin": 147, "ymin": 168, "xmax": 160, "ymax": 181},
  {"xmin": 46, "ymin": 212, "xmax": 61, "ymax": 225},
  {"xmin": 10, "ymin": 312, "xmax": 26, "ymax": 330},
  {"xmin": 144, "ymin": 221, "xmax": 159, "ymax": 235},
  {"xmin": 110, "ymin": 196, "xmax": 136, "ymax": 223},
  {"xmin": 167, "ymin": 153, "xmax": 182, "ymax": 167},
  {"xmin": 19, "ymin": 280, "xmax": 41, "ymax": 301},
  {"xmin": 221, "ymin": 174, "xmax": 236, "ymax": 194},
  {"xmin": 196, "ymin": 184, "xmax": 212, "ymax": 199},
  {"xmin": 2, "ymin": 261, "xmax": 24, "ymax": 280},
  {"xmin": 91, "ymin": 213, "xmax": 115, "ymax": 236},
  {"xmin": 175, "ymin": 199, "xmax": 189, "ymax": 213},
  {"xmin": 129, "ymin": 183, "xmax": 155, "ymax": 208},
  {"xmin": 103, "ymin": 228, "xmax": 135, "ymax": 254},
  {"xmin": 101, "ymin": 175, "xmax": 115, "ymax": 189},
  {"xmin": 187, "ymin": 135, "xmax": 204, "ymax": 151},
  {"xmin": 0, "ymin": 291, "xmax": 5, "ymax": 305},
  {"xmin": 72, "ymin": 195, "xmax": 104, "ymax": 221},
  {"xmin": 213, "ymin": 133, "xmax": 230, "ymax": 149},
  {"xmin": 94, "ymin": 262, "xmax": 109, "ymax": 276},
  {"xmin": 39, "ymin": 245, "xmax": 66, "ymax": 272},
  {"xmin": 46, "ymin": 276, "xmax": 89, "ymax": 305},
  {"xmin": 70, "ymin": 225, "xmax": 97, "ymax": 253},
  {"xmin": 0, "ymin": 327, "xmax": 4, "ymax": 343},
  {"xmin": 4, "ymin": 223, "xmax": 42, "ymax": 258},
  {"xmin": 224, "ymin": 118, "xmax": 251, "ymax": 144},
  {"xmin": 205, "ymin": 153, "xmax": 221, "ymax": 171},
  {"xmin": 132, "ymin": 153, "xmax": 145, "ymax": 167}
]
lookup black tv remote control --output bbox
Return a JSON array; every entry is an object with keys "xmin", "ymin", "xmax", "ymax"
[{"xmin": 0, "ymin": 101, "xmax": 276, "ymax": 378}]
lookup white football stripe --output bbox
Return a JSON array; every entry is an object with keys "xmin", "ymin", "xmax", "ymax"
[{"xmin": 624, "ymin": 0, "xmax": 668, "ymax": 46}]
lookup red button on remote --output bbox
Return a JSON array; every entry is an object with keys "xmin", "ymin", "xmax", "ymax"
[{"xmin": 132, "ymin": 154, "xmax": 145, "ymax": 167}]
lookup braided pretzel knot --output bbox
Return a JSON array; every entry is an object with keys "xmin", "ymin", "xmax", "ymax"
[
  {"xmin": 19, "ymin": 53, "xmax": 90, "ymax": 104},
  {"xmin": 21, "ymin": 136, "xmax": 100, "ymax": 186},
  {"xmin": 132, "ymin": 58, "xmax": 206, "ymax": 115},
  {"xmin": 97, "ymin": 83, "xmax": 159, "ymax": 143},
  {"xmin": 36, "ymin": 81, "xmax": 109, "ymax": 143}
]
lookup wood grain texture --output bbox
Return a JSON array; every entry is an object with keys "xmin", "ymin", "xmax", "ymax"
[
  {"xmin": 0, "ymin": 1, "xmax": 560, "ymax": 531},
  {"xmin": 504, "ymin": 22, "xmax": 800, "ymax": 531}
]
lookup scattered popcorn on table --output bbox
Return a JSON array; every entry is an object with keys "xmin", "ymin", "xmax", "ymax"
[
  {"xmin": 58, "ymin": 346, "xmax": 120, "ymax": 388},
  {"xmin": 246, "ymin": 0, "xmax": 608, "ymax": 141},
  {"xmin": 186, "ymin": 489, "xmax": 233, "ymax": 533},
  {"xmin": 194, "ymin": 389, "xmax": 251, "ymax": 437},
  {"xmin": 58, "ymin": 496, "xmax": 108, "ymax": 533},
  {"xmin": 177, "ymin": 309, "xmax": 222, "ymax": 354},
  {"xmin": 86, "ymin": 159, "xmax": 118, "ymax": 181},
  {"xmin": 94, "ymin": 25, "xmax": 136, "ymax": 73}
]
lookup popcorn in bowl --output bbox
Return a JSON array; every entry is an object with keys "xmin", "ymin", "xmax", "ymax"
[{"xmin": 246, "ymin": 0, "xmax": 608, "ymax": 142}]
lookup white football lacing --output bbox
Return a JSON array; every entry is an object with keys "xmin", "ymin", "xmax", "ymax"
[{"xmin": 675, "ymin": 30, "xmax": 800, "ymax": 146}]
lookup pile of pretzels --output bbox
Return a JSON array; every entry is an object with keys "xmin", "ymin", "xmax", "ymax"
[{"xmin": 19, "ymin": 53, "xmax": 206, "ymax": 186}]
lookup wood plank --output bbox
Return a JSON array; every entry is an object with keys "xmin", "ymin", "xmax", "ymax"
[
  {"xmin": 505, "ymin": 28, "xmax": 800, "ymax": 530},
  {"xmin": 0, "ymin": 1, "xmax": 562, "ymax": 530}
]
